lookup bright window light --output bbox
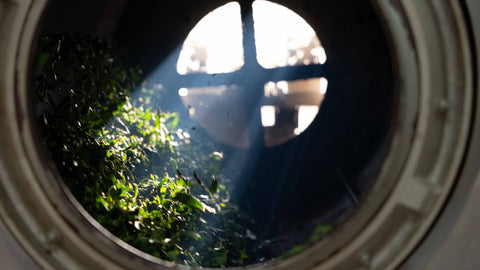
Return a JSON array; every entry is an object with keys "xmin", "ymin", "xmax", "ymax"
[
  {"xmin": 178, "ymin": 88, "xmax": 189, "ymax": 97},
  {"xmin": 297, "ymin": 105, "xmax": 319, "ymax": 133},
  {"xmin": 252, "ymin": 0, "xmax": 326, "ymax": 69},
  {"xmin": 320, "ymin": 77, "xmax": 328, "ymax": 94},
  {"xmin": 176, "ymin": 2, "xmax": 244, "ymax": 75},
  {"xmin": 175, "ymin": 1, "xmax": 328, "ymax": 147},
  {"xmin": 277, "ymin": 81, "xmax": 289, "ymax": 94},
  {"xmin": 264, "ymin": 81, "xmax": 277, "ymax": 97},
  {"xmin": 261, "ymin": 106, "xmax": 276, "ymax": 127}
]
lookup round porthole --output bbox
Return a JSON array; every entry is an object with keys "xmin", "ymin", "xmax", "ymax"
[
  {"xmin": 0, "ymin": 0, "xmax": 476, "ymax": 269},
  {"xmin": 175, "ymin": 1, "xmax": 328, "ymax": 148},
  {"xmin": 31, "ymin": 1, "xmax": 397, "ymax": 266}
]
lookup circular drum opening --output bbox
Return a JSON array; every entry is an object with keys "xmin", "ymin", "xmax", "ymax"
[
  {"xmin": 3, "ymin": 0, "xmax": 474, "ymax": 269},
  {"xmin": 31, "ymin": 0, "xmax": 396, "ymax": 268}
]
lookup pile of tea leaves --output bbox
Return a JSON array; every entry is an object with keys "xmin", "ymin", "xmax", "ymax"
[{"xmin": 35, "ymin": 33, "xmax": 258, "ymax": 267}]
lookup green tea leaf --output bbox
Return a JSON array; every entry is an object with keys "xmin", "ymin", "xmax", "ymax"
[
  {"xmin": 283, "ymin": 245, "xmax": 304, "ymax": 258},
  {"xmin": 185, "ymin": 231, "xmax": 202, "ymax": 240},
  {"xmin": 212, "ymin": 248, "xmax": 227, "ymax": 266},
  {"xmin": 309, "ymin": 225, "xmax": 333, "ymax": 242},
  {"xmin": 209, "ymin": 176, "xmax": 218, "ymax": 193},
  {"xmin": 173, "ymin": 193, "xmax": 204, "ymax": 212},
  {"xmin": 193, "ymin": 171, "xmax": 203, "ymax": 186}
]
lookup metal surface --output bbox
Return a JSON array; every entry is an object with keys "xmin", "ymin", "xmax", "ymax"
[
  {"xmin": 400, "ymin": 0, "xmax": 480, "ymax": 268},
  {"xmin": 0, "ymin": 0, "xmax": 478, "ymax": 269},
  {"xmin": 0, "ymin": 219, "xmax": 39, "ymax": 270}
]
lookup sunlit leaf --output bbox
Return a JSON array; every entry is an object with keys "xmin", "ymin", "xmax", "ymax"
[
  {"xmin": 185, "ymin": 231, "xmax": 202, "ymax": 240},
  {"xmin": 176, "ymin": 177, "xmax": 187, "ymax": 188},
  {"xmin": 308, "ymin": 225, "xmax": 333, "ymax": 242},
  {"xmin": 173, "ymin": 193, "xmax": 204, "ymax": 212}
]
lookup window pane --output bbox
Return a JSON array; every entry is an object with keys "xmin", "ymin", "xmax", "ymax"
[
  {"xmin": 252, "ymin": 0, "xmax": 326, "ymax": 69},
  {"xmin": 177, "ymin": 2, "xmax": 244, "ymax": 75}
]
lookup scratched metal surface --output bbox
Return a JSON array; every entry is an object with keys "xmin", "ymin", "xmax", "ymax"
[{"xmin": 0, "ymin": 219, "xmax": 40, "ymax": 270}]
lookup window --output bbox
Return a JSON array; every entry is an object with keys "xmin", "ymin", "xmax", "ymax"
[{"xmin": 176, "ymin": 1, "xmax": 328, "ymax": 147}]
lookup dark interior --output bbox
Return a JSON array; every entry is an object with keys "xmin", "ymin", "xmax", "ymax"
[{"xmin": 39, "ymin": 0, "xmax": 396, "ymax": 257}]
